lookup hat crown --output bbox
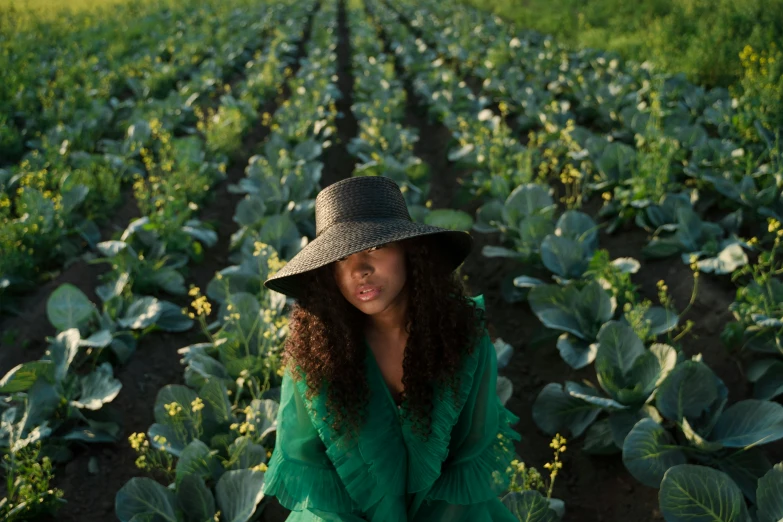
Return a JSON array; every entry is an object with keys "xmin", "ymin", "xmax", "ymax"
[{"xmin": 315, "ymin": 177, "xmax": 411, "ymax": 237}]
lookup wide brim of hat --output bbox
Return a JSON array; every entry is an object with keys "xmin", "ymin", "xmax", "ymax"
[{"xmin": 263, "ymin": 217, "xmax": 473, "ymax": 299}]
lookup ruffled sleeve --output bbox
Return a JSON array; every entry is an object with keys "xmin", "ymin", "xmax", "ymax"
[
  {"xmin": 262, "ymin": 365, "xmax": 367, "ymax": 521},
  {"xmin": 413, "ymin": 297, "xmax": 522, "ymax": 521}
]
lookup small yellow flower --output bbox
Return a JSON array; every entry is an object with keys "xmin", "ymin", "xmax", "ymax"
[
  {"xmin": 135, "ymin": 455, "xmax": 147, "ymax": 469},
  {"xmin": 164, "ymin": 402, "xmax": 183, "ymax": 417},
  {"xmin": 191, "ymin": 397, "xmax": 205, "ymax": 413},
  {"xmin": 128, "ymin": 432, "xmax": 146, "ymax": 451},
  {"xmin": 191, "ymin": 295, "xmax": 212, "ymax": 317}
]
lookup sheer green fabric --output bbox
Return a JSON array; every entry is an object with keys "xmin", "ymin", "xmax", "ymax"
[{"xmin": 262, "ymin": 294, "xmax": 522, "ymax": 521}]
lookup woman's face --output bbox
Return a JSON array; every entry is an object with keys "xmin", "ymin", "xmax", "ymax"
[{"xmin": 331, "ymin": 240, "xmax": 408, "ymax": 319}]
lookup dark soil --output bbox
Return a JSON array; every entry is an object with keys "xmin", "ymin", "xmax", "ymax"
[{"xmin": 320, "ymin": 0, "xmax": 359, "ymax": 187}]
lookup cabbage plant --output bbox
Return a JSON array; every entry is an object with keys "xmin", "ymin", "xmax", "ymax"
[
  {"xmin": 0, "ymin": 328, "xmax": 123, "ymax": 453},
  {"xmin": 474, "ymin": 183, "xmax": 556, "ymax": 260},
  {"xmin": 658, "ymin": 462, "xmax": 783, "ymax": 522},
  {"xmin": 532, "ymin": 321, "xmax": 677, "ymax": 450},
  {"xmin": 92, "ymin": 213, "xmax": 218, "ymax": 298},
  {"xmin": 46, "ymin": 282, "xmax": 193, "ymax": 364},
  {"xmin": 623, "ymin": 357, "xmax": 783, "ymax": 504},
  {"xmin": 658, "ymin": 463, "xmax": 783, "ymax": 522},
  {"xmin": 701, "ymin": 169, "xmax": 783, "ymax": 224},
  {"xmin": 722, "ymin": 266, "xmax": 783, "ymax": 401},
  {"xmin": 501, "ymin": 490, "xmax": 564, "ymax": 522},
  {"xmin": 642, "ymin": 202, "xmax": 748, "ymax": 274}
]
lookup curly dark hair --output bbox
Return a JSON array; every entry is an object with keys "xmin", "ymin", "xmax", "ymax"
[{"xmin": 280, "ymin": 235, "xmax": 485, "ymax": 448}]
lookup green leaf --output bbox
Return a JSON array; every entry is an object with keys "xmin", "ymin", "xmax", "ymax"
[
  {"xmin": 608, "ymin": 406, "xmax": 662, "ymax": 449},
  {"xmin": 622, "ymin": 418, "xmax": 686, "ymax": 488},
  {"xmin": 518, "ymin": 215, "xmax": 555, "ymax": 253},
  {"xmin": 532, "ymin": 382, "xmax": 601, "ymax": 438},
  {"xmin": 541, "ymin": 235, "xmax": 589, "ymax": 279},
  {"xmin": 47, "ymin": 283, "xmax": 96, "ymax": 331},
  {"xmin": 555, "ymin": 210, "xmax": 598, "ymax": 255},
  {"xmin": 481, "ymin": 245, "xmax": 526, "ymax": 259},
  {"xmin": 0, "ymin": 361, "xmax": 55, "ymax": 394},
  {"xmin": 150, "ymin": 269, "xmax": 187, "ymax": 296},
  {"xmin": 502, "ymin": 183, "xmax": 555, "ymax": 225},
  {"xmin": 596, "ymin": 321, "xmax": 646, "ymax": 377},
  {"xmin": 215, "ymin": 469, "xmax": 265, "ymax": 522},
  {"xmin": 71, "ymin": 363, "xmax": 122, "ymax": 410},
  {"xmin": 447, "ymin": 143, "xmax": 475, "ymax": 162},
  {"xmin": 22, "ymin": 379, "xmax": 61, "ymax": 437},
  {"xmin": 154, "ymin": 301, "xmax": 194, "ymax": 332},
  {"xmin": 177, "ymin": 474, "xmax": 216, "ymax": 522},
  {"xmin": 226, "ymin": 436, "xmax": 266, "ymax": 470},
  {"xmin": 642, "ymin": 307, "xmax": 679, "ymax": 336},
  {"xmin": 115, "ymin": 477, "xmax": 178, "ymax": 522},
  {"xmin": 556, "ymin": 333, "xmax": 598, "ymax": 369},
  {"xmin": 656, "ymin": 361, "xmax": 720, "ymax": 423},
  {"xmin": 716, "ymin": 447, "xmax": 772, "ymax": 504},
  {"xmin": 583, "ymin": 417, "xmax": 619, "ymax": 455},
  {"xmin": 118, "ymin": 296, "xmax": 163, "ymax": 329},
  {"xmin": 424, "ymin": 208, "xmax": 474, "ymax": 231},
  {"xmin": 753, "ymin": 361, "xmax": 783, "ymax": 401},
  {"xmin": 501, "ymin": 490, "xmax": 560, "ymax": 522},
  {"xmin": 176, "ymin": 439, "xmax": 224, "ymax": 486},
  {"xmin": 565, "ymin": 380, "xmax": 627, "ymax": 411},
  {"xmin": 659, "ymin": 464, "xmax": 750, "ymax": 522},
  {"xmin": 710, "ymin": 399, "xmax": 783, "ymax": 448},
  {"xmin": 643, "ymin": 237, "xmax": 683, "ymax": 258},
  {"xmin": 696, "ymin": 243, "xmax": 748, "ymax": 274},
  {"xmin": 199, "ymin": 380, "xmax": 233, "ymax": 423},
  {"xmin": 79, "ymin": 329, "xmax": 113, "ymax": 349},
  {"xmin": 47, "ymin": 329, "xmax": 81, "ymax": 382},
  {"xmin": 757, "ymin": 463, "xmax": 783, "ymax": 522}
]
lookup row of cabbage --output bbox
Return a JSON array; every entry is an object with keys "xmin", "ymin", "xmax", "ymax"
[
  {"xmin": 369, "ymin": 0, "xmax": 783, "ymax": 520},
  {"xmin": 111, "ymin": 1, "xmax": 340, "ymax": 520},
  {"xmin": 0, "ymin": 4, "xmax": 312, "ymax": 519},
  {"xmin": 0, "ymin": 0, "xmax": 283, "ymax": 316},
  {"xmin": 391, "ymin": 0, "xmax": 781, "ymax": 261},
  {"xmin": 386, "ymin": 0, "xmax": 781, "ymax": 302},
  {"xmin": 383, "ymin": 0, "xmax": 783, "ymax": 415},
  {"xmin": 0, "ymin": 0, "xmax": 263, "ymax": 164},
  {"xmin": 386, "ymin": 0, "xmax": 783, "ymax": 414}
]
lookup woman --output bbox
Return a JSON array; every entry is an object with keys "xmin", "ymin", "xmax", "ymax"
[{"xmin": 261, "ymin": 176, "xmax": 522, "ymax": 521}]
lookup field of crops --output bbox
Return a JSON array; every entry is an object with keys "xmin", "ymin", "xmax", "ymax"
[{"xmin": 1, "ymin": 0, "xmax": 782, "ymax": 520}]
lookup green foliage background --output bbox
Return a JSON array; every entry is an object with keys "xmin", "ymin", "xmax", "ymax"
[{"xmin": 461, "ymin": 0, "xmax": 783, "ymax": 89}]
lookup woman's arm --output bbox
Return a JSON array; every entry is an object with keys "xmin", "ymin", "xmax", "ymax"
[
  {"xmin": 412, "ymin": 328, "xmax": 522, "ymax": 522},
  {"xmin": 262, "ymin": 365, "xmax": 367, "ymax": 521}
]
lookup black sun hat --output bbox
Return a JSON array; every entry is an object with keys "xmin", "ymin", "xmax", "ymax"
[{"xmin": 263, "ymin": 176, "xmax": 473, "ymax": 299}]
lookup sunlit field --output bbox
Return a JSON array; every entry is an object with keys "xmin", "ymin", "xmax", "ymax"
[{"xmin": 1, "ymin": 0, "xmax": 782, "ymax": 520}]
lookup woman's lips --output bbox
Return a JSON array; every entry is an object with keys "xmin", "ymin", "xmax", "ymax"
[{"xmin": 356, "ymin": 285, "xmax": 381, "ymax": 301}]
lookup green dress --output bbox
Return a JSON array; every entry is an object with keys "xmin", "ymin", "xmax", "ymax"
[{"xmin": 262, "ymin": 294, "xmax": 522, "ymax": 521}]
